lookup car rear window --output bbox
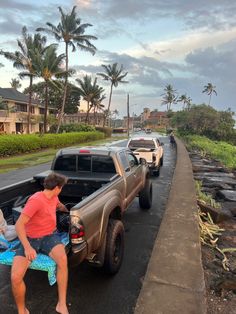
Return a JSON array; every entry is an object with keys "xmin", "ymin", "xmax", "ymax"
[{"xmin": 128, "ymin": 139, "xmax": 155, "ymax": 149}]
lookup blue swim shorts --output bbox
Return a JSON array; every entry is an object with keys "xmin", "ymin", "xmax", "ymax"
[{"xmin": 15, "ymin": 232, "xmax": 62, "ymax": 257}]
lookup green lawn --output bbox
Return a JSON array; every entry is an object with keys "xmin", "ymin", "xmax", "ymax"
[{"xmin": 0, "ymin": 136, "xmax": 127, "ymax": 173}]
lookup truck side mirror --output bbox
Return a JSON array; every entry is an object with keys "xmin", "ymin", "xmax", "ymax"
[{"xmin": 139, "ymin": 158, "xmax": 147, "ymax": 165}]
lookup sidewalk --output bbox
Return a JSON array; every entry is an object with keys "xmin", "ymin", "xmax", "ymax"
[{"xmin": 135, "ymin": 138, "xmax": 207, "ymax": 314}]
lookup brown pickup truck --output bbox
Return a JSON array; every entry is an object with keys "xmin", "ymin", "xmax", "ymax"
[{"xmin": 0, "ymin": 146, "xmax": 152, "ymax": 275}]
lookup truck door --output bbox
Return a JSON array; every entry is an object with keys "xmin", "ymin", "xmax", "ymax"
[{"xmin": 118, "ymin": 151, "xmax": 141, "ymax": 204}]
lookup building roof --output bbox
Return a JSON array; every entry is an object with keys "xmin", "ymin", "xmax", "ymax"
[{"xmin": 0, "ymin": 87, "xmax": 40, "ymax": 105}]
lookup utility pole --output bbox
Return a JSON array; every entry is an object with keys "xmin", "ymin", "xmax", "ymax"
[{"xmin": 127, "ymin": 93, "xmax": 130, "ymax": 137}]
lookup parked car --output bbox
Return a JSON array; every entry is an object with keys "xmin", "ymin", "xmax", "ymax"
[
  {"xmin": 127, "ymin": 136, "xmax": 164, "ymax": 176},
  {"xmin": 145, "ymin": 128, "xmax": 152, "ymax": 134}
]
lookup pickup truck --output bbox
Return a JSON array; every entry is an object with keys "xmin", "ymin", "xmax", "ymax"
[
  {"xmin": 127, "ymin": 136, "xmax": 164, "ymax": 176},
  {"xmin": 0, "ymin": 146, "xmax": 152, "ymax": 275}
]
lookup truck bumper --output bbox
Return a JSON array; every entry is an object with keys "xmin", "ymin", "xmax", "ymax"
[{"xmin": 68, "ymin": 241, "xmax": 87, "ymax": 267}]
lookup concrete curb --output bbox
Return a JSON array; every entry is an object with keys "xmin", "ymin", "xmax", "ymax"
[{"xmin": 135, "ymin": 138, "xmax": 207, "ymax": 314}]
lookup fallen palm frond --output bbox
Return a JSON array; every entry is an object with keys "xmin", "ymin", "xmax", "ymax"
[{"xmin": 198, "ymin": 209, "xmax": 236, "ymax": 271}]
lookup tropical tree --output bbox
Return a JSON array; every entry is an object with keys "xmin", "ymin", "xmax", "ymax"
[
  {"xmin": 75, "ymin": 75, "xmax": 105, "ymax": 124},
  {"xmin": 33, "ymin": 44, "xmax": 65, "ymax": 133},
  {"xmin": 202, "ymin": 83, "xmax": 217, "ymax": 105},
  {"xmin": 36, "ymin": 5, "xmax": 97, "ymax": 132},
  {"xmin": 178, "ymin": 94, "xmax": 192, "ymax": 111},
  {"xmin": 161, "ymin": 84, "xmax": 178, "ymax": 111},
  {"xmin": 92, "ymin": 94, "xmax": 106, "ymax": 125},
  {"xmin": 10, "ymin": 78, "xmax": 22, "ymax": 90},
  {"xmin": 24, "ymin": 80, "xmax": 80, "ymax": 114},
  {"xmin": 0, "ymin": 26, "xmax": 46, "ymax": 133},
  {"xmin": 97, "ymin": 63, "xmax": 128, "ymax": 126}
]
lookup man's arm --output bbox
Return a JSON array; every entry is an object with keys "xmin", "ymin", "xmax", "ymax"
[
  {"xmin": 57, "ymin": 202, "xmax": 69, "ymax": 213},
  {"xmin": 15, "ymin": 214, "xmax": 37, "ymax": 261}
]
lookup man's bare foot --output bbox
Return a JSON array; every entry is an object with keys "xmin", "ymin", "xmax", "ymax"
[
  {"xmin": 19, "ymin": 308, "xmax": 29, "ymax": 314},
  {"xmin": 56, "ymin": 303, "xmax": 69, "ymax": 314}
]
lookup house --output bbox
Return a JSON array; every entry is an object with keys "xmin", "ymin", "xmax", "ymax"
[
  {"xmin": 0, "ymin": 88, "xmax": 51, "ymax": 134},
  {"xmin": 143, "ymin": 110, "xmax": 169, "ymax": 128},
  {"xmin": 124, "ymin": 108, "xmax": 169, "ymax": 130},
  {"xmin": 62, "ymin": 111, "xmax": 106, "ymax": 126}
]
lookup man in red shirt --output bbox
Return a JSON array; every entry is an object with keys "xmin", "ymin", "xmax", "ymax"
[{"xmin": 11, "ymin": 173, "xmax": 69, "ymax": 314}]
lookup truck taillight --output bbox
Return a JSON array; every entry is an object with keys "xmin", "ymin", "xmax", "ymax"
[
  {"xmin": 70, "ymin": 225, "xmax": 85, "ymax": 239},
  {"xmin": 70, "ymin": 216, "xmax": 85, "ymax": 243},
  {"xmin": 152, "ymin": 154, "xmax": 156, "ymax": 161}
]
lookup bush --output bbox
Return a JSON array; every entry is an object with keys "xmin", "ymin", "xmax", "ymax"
[
  {"xmin": 182, "ymin": 135, "xmax": 236, "ymax": 170},
  {"xmin": 95, "ymin": 126, "xmax": 112, "ymax": 137},
  {"xmin": 0, "ymin": 131, "xmax": 104, "ymax": 157},
  {"xmin": 49, "ymin": 123, "xmax": 95, "ymax": 133}
]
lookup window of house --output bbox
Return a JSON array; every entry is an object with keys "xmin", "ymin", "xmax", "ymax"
[
  {"xmin": 39, "ymin": 108, "xmax": 45, "ymax": 114},
  {"xmin": 15, "ymin": 103, "xmax": 27, "ymax": 112}
]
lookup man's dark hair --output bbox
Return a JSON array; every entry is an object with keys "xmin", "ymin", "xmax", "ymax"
[{"xmin": 43, "ymin": 173, "xmax": 67, "ymax": 190}]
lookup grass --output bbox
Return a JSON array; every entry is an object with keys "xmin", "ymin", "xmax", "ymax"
[
  {"xmin": 0, "ymin": 136, "xmax": 127, "ymax": 173},
  {"xmin": 182, "ymin": 135, "xmax": 236, "ymax": 170}
]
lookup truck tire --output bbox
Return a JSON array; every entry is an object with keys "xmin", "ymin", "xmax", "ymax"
[
  {"xmin": 160, "ymin": 155, "xmax": 164, "ymax": 166},
  {"xmin": 139, "ymin": 179, "xmax": 152, "ymax": 210},
  {"xmin": 153, "ymin": 166, "xmax": 160, "ymax": 176},
  {"xmin": 103, "ymin": 219, "xmax": 125, "ymax": 275}
]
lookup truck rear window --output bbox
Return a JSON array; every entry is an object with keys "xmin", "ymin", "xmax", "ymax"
[
  {"xmin": 128, "ymin": 139, "xmax": 155, "ymax": 149},
  {"xmin": 54, "ymin": 155, "xmax": 76, "ymax": 171},
  {"xmin": 54, "ymin": 155, "xmax": 116, "ymax": 173}
]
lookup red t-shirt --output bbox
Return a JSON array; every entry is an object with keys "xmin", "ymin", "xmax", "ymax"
[{"xmin": 22, "ymin": 191, "xmax": 59, "ymax": 238}]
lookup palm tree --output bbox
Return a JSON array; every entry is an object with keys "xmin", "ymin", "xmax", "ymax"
[
  {"xmin": 97, "ymin": 63, "xmax": 128, "ymax": 126},
  {"xmin": 34, "ymin": 44, "xmax": 65, "ymax": 133},
  {"xmin": 10, "ymin": 78, "xmax": 22, "ymax": 90},
  {"xmin": 75, "ymin": 75, "xmax": 105, "ymax": 124},
  {"xmin": 0, "ymin": 26, "xmax": 46, "ymax": 133},
  {"xmin": 202, "ymin": 83, "xmax": 217, "ymax": 105},
  {"xmin": 37, "ymin": 6, "xmax": 97, "ymax": 133},
  {"xmin": 178, "ymin": 94, "xmax": 192, "ymax": 111},
  {"xmin": 92, "ymin": 94, "xmax": 106, "ymax": 125},
  {"xmin": 161, "ymin": 84, "xmax": 178, "ymax": 111}
]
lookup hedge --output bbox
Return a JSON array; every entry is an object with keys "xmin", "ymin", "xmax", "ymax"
[{"xmin": 0, "ymin": 131, "xmax": 104, "ymax": 157}]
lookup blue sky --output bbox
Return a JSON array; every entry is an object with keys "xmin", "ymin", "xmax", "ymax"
[{"xmin": 0, "ymin": 0, "xmax": 236, "ymax": 117}]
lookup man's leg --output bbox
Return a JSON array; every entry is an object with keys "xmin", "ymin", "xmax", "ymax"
[
  {"xmin": 49, "ymin": 244, "xmax": 69, "ymax": 314},
  {"xmin": 11, "ymin": 256, "xmax": 30, "ymax": 314}
]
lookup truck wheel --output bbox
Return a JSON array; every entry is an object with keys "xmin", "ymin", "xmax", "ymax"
[
  {"xmin": 139, "ymin": 179, "xmax": 152, "ymax": 210},
  {"xmin": 103, "ymin": 219, "xmax": 125, "ymax": 275},
  {"xmin": 153, "ymin": 166, "xmax": 160, "ymax": 176},
  {"xmin": 160, "ymin": 156, "xmax": 164, "ymax": 166}
]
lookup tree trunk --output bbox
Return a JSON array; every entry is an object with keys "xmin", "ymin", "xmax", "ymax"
[
  {"xmin": 43, "ymin": 81, "xmax": 49, "ymax": 134},
  {"xmin": 103, "ymin": 83, "xmax": 113, "ymax": 127},
  {"xmin": 85, "ymin": 101, "xmax": 90, "ymax": 124},
  {"xmin": 56, "ymin": 43, "xmax": 68, "ymax": 133},
  {"xmin": 27, "ymin": 75, "xmax": 33, "ymax": 134},
  {"xmin": 209, "ymin": 93, "xmax": 212, "ymax": 106}
]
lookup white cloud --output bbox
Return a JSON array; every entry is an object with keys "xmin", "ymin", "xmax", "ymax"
[{"xmin": 123, "ymin": 27, "xmax": 236, "ymax": 63}]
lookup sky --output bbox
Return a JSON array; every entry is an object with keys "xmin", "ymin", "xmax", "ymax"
[{"xmin": 0, "ymin": 0, "xmax": 236, "ymax": 118}]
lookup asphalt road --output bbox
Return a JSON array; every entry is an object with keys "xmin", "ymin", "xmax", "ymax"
[{"xmin": 0, "ymin": 133, "xmax": 176, "ymax": 314}]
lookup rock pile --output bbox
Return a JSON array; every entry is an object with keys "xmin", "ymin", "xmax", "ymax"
[
  {"xmin": 189, "ymin": 152, "xmax": 236, "ymax": 221},
  {"xmin": 189, "ymin": 151, "xmax": 236, "ymax": 302}
]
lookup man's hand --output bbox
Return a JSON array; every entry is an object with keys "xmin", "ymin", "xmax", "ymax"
[
  {"xmin": 24, "ymin": 245, "xmax": 37, "ymax": 262},
  {"xmin": 57, "ymin": 202, "xmax": 69, "ymax": 213}
]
